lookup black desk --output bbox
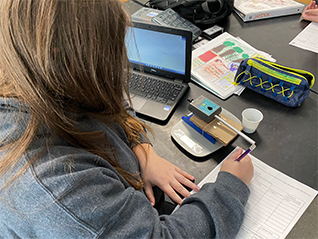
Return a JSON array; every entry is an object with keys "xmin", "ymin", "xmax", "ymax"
[{"xmin": 124, "ymin": 1, "xmax": 318, "ymax": 238}]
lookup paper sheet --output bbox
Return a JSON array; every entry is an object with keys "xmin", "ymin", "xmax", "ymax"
[
  {"xmin": 289, "ymin": 22, "xmax": 318, "ymax": 54},
  {"xmin": 191, "ymin": 32, "xmax": 275, "ymax": 100},
  {"xmin": 174, "ymin": 147, "xmax": 318, "ymax": 238}
]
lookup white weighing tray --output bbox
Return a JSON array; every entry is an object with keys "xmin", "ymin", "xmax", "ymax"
[{"xmin": 171, "ymin": 109, "xmax": 241, "ymax": 157}]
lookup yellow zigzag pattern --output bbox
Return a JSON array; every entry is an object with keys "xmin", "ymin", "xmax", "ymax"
[{"xmin": 235, "ymin": 71, "xmax": 294, "ymax": 99}]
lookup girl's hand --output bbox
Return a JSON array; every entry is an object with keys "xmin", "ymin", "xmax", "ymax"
[
  {"xmin": 302, "ymin": 1, "xmax": 318, "ymax": 22},
  {"xmin": 132, "ymin": 143, "xmax": 200, "ymax": 205},
  {"xmin": 220, "ymin": 147, "xmax": 254, "ymax": 186}
]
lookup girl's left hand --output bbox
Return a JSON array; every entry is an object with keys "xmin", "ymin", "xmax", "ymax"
[{"xmin": 132, "ymin": 143, "xmax": 200, "ymax": 206}]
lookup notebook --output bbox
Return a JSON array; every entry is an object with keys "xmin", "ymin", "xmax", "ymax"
[{"xmin": 125, "ymin": 21, "xmax": 192, "ymax": 122}]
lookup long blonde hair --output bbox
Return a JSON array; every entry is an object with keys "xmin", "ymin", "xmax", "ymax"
[{"xmin": 0, "ymin": 0, "xmax": 149, "ymax": 189}]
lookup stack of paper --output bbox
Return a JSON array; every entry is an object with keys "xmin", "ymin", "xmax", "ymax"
[{"xmin": 191, "ymin": 32, "xmax": 274, "ymax": 99}]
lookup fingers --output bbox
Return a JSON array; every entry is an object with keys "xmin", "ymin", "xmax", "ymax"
[
  {"xmin": 181, "ymin": 179, "xmax": 200, "ymax": 193},
  {"xmin": 144, "ymin": 183, "xmax": 155, "ymax": 206},
  {"xmin": 175, "ymin": 175, "xmax": 200, "ymax": 191},
  {"xmin": 226, "ymin": 147, "xmax": 243, "ymax": 161},
  {"xmin": 162, "ymin": 185, "xmax": 183, "ymax": 205},
  {"xmin": 303, "ymin": 2, "xmax": 318, "ymax": 21},
  {"xmin": 231, "ymin": 147, "xmax": 252, "ymax": 162},
  {"xmin": 162, "ymin": 170, "xmax": 200, "ymax": 205},
  {"xmin": 220, "ymin": 148, "xmax": 254, "ymax": 185},
  {"xmin": 234, "ymin": 147, "xmax": 243, "ymax": 159},
  {"xmin": 175, "ymin": 167, "xmax": 195, "ymax": 181},
  {"xmin": 175, "ymin": 167, "xmax": 200, "ymax": 193},
  {"xmin": 309, "ymin": 1, "xmax": 318, "ymax": 9},
  {"xmin": 306, "ymin": 9, "xmax": 318, "ymax": 16},
  {"xmin": 303, "ymin": 14, "xmax": 318, "ymax": 21}
]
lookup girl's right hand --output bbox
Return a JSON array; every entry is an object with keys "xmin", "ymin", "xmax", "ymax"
[{"xmin": 220, "ymin": 147, "xmax": 254, "ymax": 186}]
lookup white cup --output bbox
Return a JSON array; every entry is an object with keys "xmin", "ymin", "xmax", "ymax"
[{"xmin": 242, "ymin": 108, "xmax": 263, "ymax": 134}]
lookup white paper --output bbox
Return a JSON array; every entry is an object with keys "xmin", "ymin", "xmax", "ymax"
[
  {"xmin": 191, "ymin": 32, "xmax": 275, "ymax": 100},
  {"xmin": 289, "ymin": 22, "xmax": 318, "ymax": 54},
  {"xmin": 174, "ymin": 147, "xmax": 318, "ymax": 238}
]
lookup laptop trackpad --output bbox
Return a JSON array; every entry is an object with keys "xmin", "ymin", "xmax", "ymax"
[{"xmin": 131, "ymin": 97, "xmax": 147, "ymax": 111}]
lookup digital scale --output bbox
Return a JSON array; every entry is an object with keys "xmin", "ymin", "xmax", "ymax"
[
  {"xmin": 171, "ymin": 95, "xmax": 256, "ymax": 158},
  {"xmin": 171, "ymin": 108, "xmax": 241, "ymax": 157}
]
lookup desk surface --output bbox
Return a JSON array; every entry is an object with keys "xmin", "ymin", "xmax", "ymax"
[{"xmin": 124, "ymin": 1, "xmax": 317, "ymax": 238}]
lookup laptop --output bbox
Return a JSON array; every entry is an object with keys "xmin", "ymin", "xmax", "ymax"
[{"xmin": 126, "ymin": 21, "xmax": 192, "ymax": 122}]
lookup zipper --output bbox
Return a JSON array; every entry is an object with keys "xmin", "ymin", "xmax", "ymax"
[
  {"xmin": 269, "ymin": 61, "xmax": 315, "ymax": 88},
  {"xmin": 247, "ymin": 59, "xmax": 304, "ymax": 85}
]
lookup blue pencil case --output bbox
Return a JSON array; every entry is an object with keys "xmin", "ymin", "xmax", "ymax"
[{"xmin": 234, "ymin": 57, "xmax": 315, "ymax": 107}]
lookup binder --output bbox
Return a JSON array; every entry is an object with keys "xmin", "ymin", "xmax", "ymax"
[{"xmin": 234, "ymin": 0, "xmax": 305, "ymax": 22}]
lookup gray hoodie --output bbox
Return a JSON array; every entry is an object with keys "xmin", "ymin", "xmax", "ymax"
[{"xmin": 0, "ymin": 97, "xmax": 249, "ymax": 238}]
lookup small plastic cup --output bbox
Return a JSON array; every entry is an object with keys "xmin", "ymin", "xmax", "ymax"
[{"xmin": 242, "ymin": 108, "xmax": 263, "ymax": 134}]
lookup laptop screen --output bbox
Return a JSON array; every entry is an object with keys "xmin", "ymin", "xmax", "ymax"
[
  {"xmin": 125, "ymin": 22, "xmax": 192, "ymax": 82},
  {"xmin": 126, "ymin": 27, "xmax": 187, "ymax": 75}
]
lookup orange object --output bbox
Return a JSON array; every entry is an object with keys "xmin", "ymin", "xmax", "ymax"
[{"xmin": 296, "ymin": 0, "xmax": 311, "ymax": 4}]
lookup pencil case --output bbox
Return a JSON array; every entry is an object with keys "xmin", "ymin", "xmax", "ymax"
[{"xmin": 234, "ymin": 57, "xmax": 315, "ymax": 107}]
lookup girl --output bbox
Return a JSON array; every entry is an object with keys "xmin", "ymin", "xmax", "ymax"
[{"xmin": 0, "ymin": 0, "xmax": 253, "ymax": 238}]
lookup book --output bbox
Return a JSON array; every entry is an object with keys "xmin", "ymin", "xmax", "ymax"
[
  {"xmin": 234, "ymin": 0, "xmax": 305, "ymax": 22},
  {"xmin": 191, "ymin": 32, "xmax": 273, "ymax": 100},
  {"xmin": 173, "ymin": 147, "xmax": 318, "ymax": 239}
]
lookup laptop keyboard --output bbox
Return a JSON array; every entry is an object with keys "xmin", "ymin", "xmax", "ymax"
[{"xmin": 129, "ymin": 73, "xmax": 184, "ymax": 106}]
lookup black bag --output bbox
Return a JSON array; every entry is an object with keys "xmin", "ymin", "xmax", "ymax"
[{"xmin": 148, "ymin": 0, "xmax": 234, "ymax": 25}]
